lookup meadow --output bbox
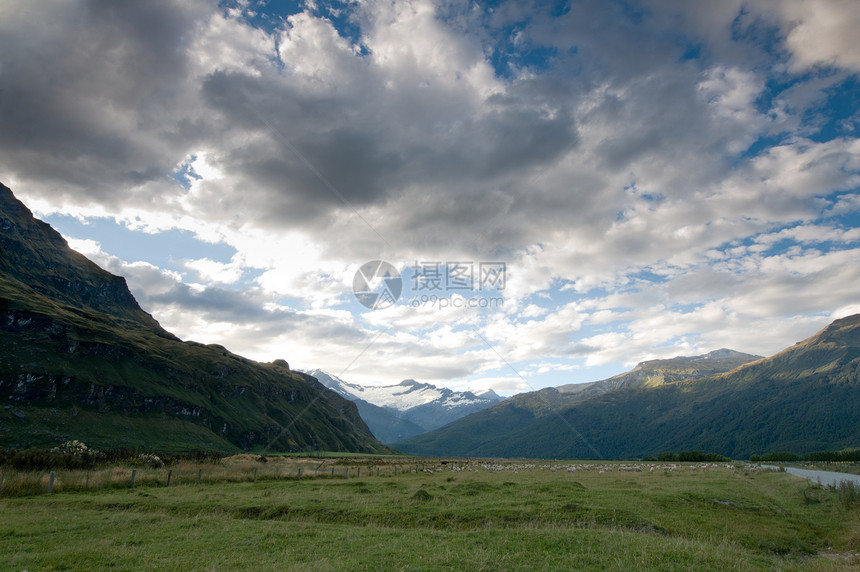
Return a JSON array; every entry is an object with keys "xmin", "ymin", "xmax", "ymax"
[{"xmin": 1, "ymin": 456, "xmax": 859, "ymax": 570}]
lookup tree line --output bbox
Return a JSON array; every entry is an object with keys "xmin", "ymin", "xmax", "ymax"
[{"xmin": 749, "ymin": 449, "xmax": 860, "ymax": 463}]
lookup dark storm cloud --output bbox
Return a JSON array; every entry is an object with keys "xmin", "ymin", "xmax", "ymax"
[
  {"xmin": 0, "ymin": 0, "xmax": 208, "ymax": 204},
  {"xmin": 190, "ymin": 60, "xmax": 581, "ymax": 238},
  {"xmin": 200, "ymin": 69, "xmax": 401, "ymax": 214},
  {"xmin": 1, "ymin": 0, "xmax": 854, "ymax": 247}
]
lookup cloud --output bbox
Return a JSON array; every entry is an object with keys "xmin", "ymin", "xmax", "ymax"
[
  {"xmin": 181, "ymin": 258, "xmax": 245, "ymax": 284},
  {"xmin": 777, "ymin": 0, "xmax": 860, "ymax": 72},
  {"xmin": 0, "ymin": 0, "xmax": 214, "ymax": 204},
  {"xmin": 2, "ymin": 0, "xmax": 859, "ymax": 389}
]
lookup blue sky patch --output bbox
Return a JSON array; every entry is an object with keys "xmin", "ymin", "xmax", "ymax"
[{"xmin": 45, "ymin": 214, "xmax": 237, "ymax": 270}]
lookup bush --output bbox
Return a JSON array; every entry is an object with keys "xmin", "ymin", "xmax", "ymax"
[
  {"xmin": 800, "ymin": 483, "xmax": 822, "ymax": 506},
  {"xmin": 760, "ymin": 452, "xmax": 799, "ymax": 463},
  {"xmin": 804, "ymin": 449, "xmax": 860, "ymax": 463},
  {"xmin": 833, "ymin": 480, "xmax": 860, "ymax": 510},
  {"xmin": 0, "ymin": 444, "xmax": 225, "ymax": 472},
  {"xmin": 677, "ymin": 451, "xmax": 704, "ymax": 462},
  {"xmin": 656, "ymin": 451, "xmax": 731, "ymax": 463},
  {"xmin": 3, "ymin": 446, "xmax": 97, "ymax": 471}
]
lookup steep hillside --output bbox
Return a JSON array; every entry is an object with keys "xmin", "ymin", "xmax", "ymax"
[
  {"xmin": 395, "ymin": 330, "xmax": 859, "ymax": 459},
  {"xmin": 0, "ymin": 183, "xmax": 390, "ymax": 454},
  {"xmin": 556, "ymin": 348, "xmax": 762, "ymax": 397}
]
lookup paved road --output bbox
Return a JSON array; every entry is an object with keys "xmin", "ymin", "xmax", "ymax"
[{"xmin": 763, "ymin": 466, "xmax": 860, "ymax": 487}]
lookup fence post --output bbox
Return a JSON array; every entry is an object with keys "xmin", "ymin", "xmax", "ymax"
[
  {"xmin": 167, "ymin": 470, "xmax": 172, "ymax": 487},
  {"xmin": 48, "ymin": 471, "xmax": 56, "ymax": 494},
  {"xmin": 253, "ymin": 468, "xmax": 257, "ymax": 483},
  {"xmin": 297, "ymin": 468, "xmax": 302, "ymax": 481},
  {"xmin": 197, "ymin": 468, "xmax": 202, "ymax": 485},
  {"xmin": 131, "ymin": 469, "xmax": 136, "ymax": 489},
  {"xmin": 357, "ymin": 467, "xmax": 360, "ymax": 478},
  {"xmin": 345, "ymin": 468, "xmax": 349, "ymax": 479},
  {"xmin": 377, "ymin": 467, "xmax": 380, "ymax": 477},
  {"xmin": 331, "ymin": 468, "xmax": 335, "ymax": 478}
]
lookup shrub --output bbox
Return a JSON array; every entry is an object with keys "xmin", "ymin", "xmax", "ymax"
[
  {"xmin": 760, "ymin": 452, "xmax": 799, "ymax": 463},
  {"xmin": 804, "ymin": 449, "xmax": 860, "ymax": 463},
  {"xmin": 835, "ymin": 480, "xmax": 860, "ymax": 511},
  {"xmin": 659, "ymin": 451, "xmax": 731, "ymax": 463},
  {"xmin": 678, "ymin": 451, "xmax": 706, "ymax": 462},
  {"xmin": 5, "ymin": 447, "xmax": 96, "ymax": 471}
]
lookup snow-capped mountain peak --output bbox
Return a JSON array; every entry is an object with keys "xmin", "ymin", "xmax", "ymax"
[{"xmin": 303, "ymin": 369, "xmax": 503, "ymax": 433}]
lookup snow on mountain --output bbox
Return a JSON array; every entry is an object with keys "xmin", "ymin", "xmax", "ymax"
[{"xmin": 304, "ymin": 369, "xmax": 503, "ymax": 433}]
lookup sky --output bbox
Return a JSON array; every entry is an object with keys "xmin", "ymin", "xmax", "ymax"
[{"xmin": 1, "ymin": 0, "xmax": 859, "ymax": 395}]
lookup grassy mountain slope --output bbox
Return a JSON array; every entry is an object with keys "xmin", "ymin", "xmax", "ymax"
[
  {"xmin": 395, "ymin": 324, "xmax": 859, "ymax": 459},
  {"xmin": 0, "ymin": 183, "xmax": 390, "ymax": 454},
  {"xmin": 556, "ymin": 348, "xmax": 762, "ymax": 397},
  {"xmin": 394, "ymin": 349, "xmax": 761, "ymax": 456}
]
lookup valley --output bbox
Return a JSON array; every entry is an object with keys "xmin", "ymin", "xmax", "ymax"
[
  {"xmin": 3, "ymin": 1, "xmax": 859, "ymax": 568},
  {"xmin": 396, "ymin": 316, "xmax": 860, "ymax": 459},
  {"xmin": 1, "ymin": 456, "xmax": 858, "ymax": 570}
]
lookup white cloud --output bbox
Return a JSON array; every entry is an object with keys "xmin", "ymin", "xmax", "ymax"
[
  {"xmin": 182, "ymin": 258, "xmax": 244, "ymax": 284},
  {"xmin": 778, "ymin": 0, "xmax": 860, "ymax": 72}
]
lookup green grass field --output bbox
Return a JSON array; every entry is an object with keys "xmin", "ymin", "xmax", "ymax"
[{"xmin": 1, "ymin": 458, "xmax": 859, "ymax": 570}]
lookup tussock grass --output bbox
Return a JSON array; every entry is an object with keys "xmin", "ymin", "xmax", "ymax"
[
  {"xmin": 834, "ymin": 480, "xmax": 860, "ymax": 511},
  {"xmin": 1, "ymin": 460, "xmax": 858, "ymax": 569},
  {"xmin": 0, "ymin": 455, "xmax": 442, "ymax": 497}
]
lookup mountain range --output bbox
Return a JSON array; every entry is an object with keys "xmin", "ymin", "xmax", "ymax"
[
  {"xmin": 305, "ymin": 369, "xmax": 502, "ymax": 443},
  {"xmin": 395, "ymin": 323, "xmax": 860, "ymax": 459},
  {"xmin": 0, "ymin": 182, "xmax": 389, "ymax": 454},
  {"xmin": 3, "ymin": 180, "xmax": 858, "ymax": 460}
]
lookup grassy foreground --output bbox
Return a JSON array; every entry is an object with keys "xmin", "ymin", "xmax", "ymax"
[{"xmin": 1, "ymin": 458, "xmax": 859, "ymax": 570}]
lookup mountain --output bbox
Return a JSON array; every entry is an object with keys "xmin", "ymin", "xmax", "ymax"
[
  {"xmin": 554, "ymin": 348, "xmax": 763, "ymax": 402},
  {"xmin": 306, "ymin": 369, "xmax": 503, "ymax": 441},
  {"xmin": 304, "ymin": 370, "xmax": 425, "ymax": 443},
  {"xmin": 0, "ymin": 182, "xmax": 390, "ymax": 454},
  {"xmin": 394, "ymin": 328, "xmax": 860, "ymax": 459},
  {"xmin": 393, "ymin": 349, "xmax": 761, "ymax": 457}
]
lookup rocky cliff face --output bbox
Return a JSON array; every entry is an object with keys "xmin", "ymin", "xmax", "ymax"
[
  {"xmin": 0, "ymin": 183, "xmax": 169, "ymax": 333},
  {"xmin": 0, "ymin": 183, "xmax": 390, "ymax": 454}
]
